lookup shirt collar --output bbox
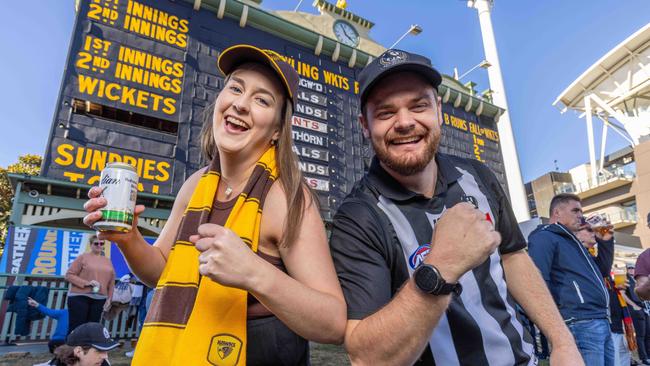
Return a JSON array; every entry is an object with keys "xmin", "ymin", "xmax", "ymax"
[{"xmin": 367, "ymin": 153, "xmax": 463, "ymax": 202}]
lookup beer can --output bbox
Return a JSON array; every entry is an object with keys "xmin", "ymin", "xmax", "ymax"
[{"xmin": 94, "ymin": 162, "xmax": 139, "ymax": 232}]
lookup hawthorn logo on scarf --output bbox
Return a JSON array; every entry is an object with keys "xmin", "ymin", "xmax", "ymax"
[{"xmin": 208, "ymin": 334, "xmax": 242, "ymax": 366}]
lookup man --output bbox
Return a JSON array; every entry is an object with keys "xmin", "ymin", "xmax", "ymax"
[
  {"xmin": 528, "ymin": 195, "xmax": 615, "ymax": 365},
  {"xmin": 635, "ymin": 212, "xmax": 650, "ymax": 301},
  {"xmin": 27, "ymin": 297, "xmax": 68, "ymax": 353},
  {"xmin": 329, "ymin": 49, "xmax": 581, "ymax": 365}
]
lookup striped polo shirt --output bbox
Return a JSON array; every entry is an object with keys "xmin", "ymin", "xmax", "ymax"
[{"xmin": 330, "ymin": 153, "xmax": 535, "ymax": 365}]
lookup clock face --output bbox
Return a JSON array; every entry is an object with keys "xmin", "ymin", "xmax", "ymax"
[{"xmin": 333, "ymin": 20, "xmax": 359, "ymax": 47}]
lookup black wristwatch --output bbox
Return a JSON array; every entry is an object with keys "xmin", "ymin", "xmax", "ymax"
[{"xmin": 413, "ymin": 264, "xmax": 462, "ymax": 296}]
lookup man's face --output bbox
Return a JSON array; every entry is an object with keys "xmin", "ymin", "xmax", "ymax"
[
  {"xmin": 554, "ymin": 200, "xmax": 583, "ymax": 232},
  {"xmin": 576, "ymin": 226, "xmax": 596, "ymax": 247},
  {"xmin": 360, "ymin": 72, "xmax": 442, "ymax": 176}
]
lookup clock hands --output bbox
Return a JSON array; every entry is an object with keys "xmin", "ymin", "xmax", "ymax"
[
  {"xmin": 334, "ymin": 21, "xmax": 357, "ymax": 46},
  {"xmin": 342, "ymin": 26, "xmax": 355, "ymax": 40}
]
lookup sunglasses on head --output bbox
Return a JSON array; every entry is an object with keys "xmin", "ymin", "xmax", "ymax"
[
  {"xmin": 580, "ymin": 227, "xmax": 594, "ymax": 233},
  {"xmin": 93, "ymin": 241, "xmax": 104, "ymax": 246}
]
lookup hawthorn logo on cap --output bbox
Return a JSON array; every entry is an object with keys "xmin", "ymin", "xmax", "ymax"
[
  {"xmin": 102, "ymin": 327, "xmax": 110, "ymax": 339},
  {"xmin": 379, "ymin": 50, "xmax": 408, "ymax": 67},
  {"xmin": 263, "ymin": 49, "xmax": 286, "ymax": 63}
]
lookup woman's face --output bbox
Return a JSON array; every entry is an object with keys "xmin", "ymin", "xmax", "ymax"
[
  {"xmin": 213, "ymin": 64, "xmax": 284, "ymax": 158},
  {"xmin": 576, "ymin": 226, "xmax": 596, "ymax": 247},
  {"xmin": 74, "ymin": 346, "xmax": 108, "ymax": 366}
]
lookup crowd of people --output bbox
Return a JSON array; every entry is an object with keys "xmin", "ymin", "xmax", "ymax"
[
  {"xmin": 528, "ymin": 194, "xmax": 650, "ymax": 366},
  {"xmin": 14, "ymin": 45, "xmax": 650, "ymax": 365}
]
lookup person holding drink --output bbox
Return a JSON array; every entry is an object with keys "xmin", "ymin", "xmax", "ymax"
[
  {"xmin": 65, "ymin": 235, "xmax": 115, "ymax": 335},
  {"xmin": 83, "ymin": 44, "xmax": 346, "ymax": 365},
  {"xmin": 528, "ymin": 193, "xmax": 615, "ymax": 366},
  {"xmin": 575, "ymin": 221, "xmax": 637, "ymax": 366}
]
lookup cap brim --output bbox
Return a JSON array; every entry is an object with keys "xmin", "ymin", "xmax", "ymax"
[
  {"xmin": 90, "ymin": 341, "xmax": 120, "ymax": 351},
  {"xmin": 361, "ymin": 63, "xmax": 442, "ymax": 105},
  {"xmin": 217, "ymin": 45, "xmax": 293, "ymax": 100}
]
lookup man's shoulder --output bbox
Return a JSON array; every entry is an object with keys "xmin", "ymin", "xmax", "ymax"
[
  {"xmin": 528, "ymin": 224, "xmax": 563, "ymax": 242},
  {"xmin": 334, "ymin": 177, "xmax": 381, "ymax": 219},
  {"xmin": 439, "ymin": 152, "xmax": 491, "ymax": 176},
  {"xmin": 637, "ymin": 248, "xmax": 650, "ymax": 262}
]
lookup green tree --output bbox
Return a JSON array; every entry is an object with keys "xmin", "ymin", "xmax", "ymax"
[{"xmin": 0, "ymin": 154, "xmax": 42, "ymax": 248}]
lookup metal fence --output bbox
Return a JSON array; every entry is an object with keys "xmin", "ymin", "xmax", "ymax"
[{"xmin": 0, "ymin": 274, "xmax": 140, "ymax": 343}]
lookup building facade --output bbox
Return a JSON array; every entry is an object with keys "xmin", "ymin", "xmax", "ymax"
[{"xmin": 526, "ymin": 140, "xmax": 650, "ymax": 250}]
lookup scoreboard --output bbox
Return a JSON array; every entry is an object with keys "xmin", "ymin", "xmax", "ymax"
[
  {"xmin": 439, "ymin": 104, "xmax": 506, "ymax": 187},
  {"xmin": 41, "ymin": 0, "xmax": 507, "ymax": 221}
]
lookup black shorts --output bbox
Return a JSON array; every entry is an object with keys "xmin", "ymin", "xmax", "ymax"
[{"xmin": 247, "ymin": 316, "xmax": 310, "ymax": 366}]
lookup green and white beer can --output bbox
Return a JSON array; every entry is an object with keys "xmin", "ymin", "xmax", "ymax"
[{"xmin": 95, "ymin": 162, "xmax": 139, "ymax": 233}]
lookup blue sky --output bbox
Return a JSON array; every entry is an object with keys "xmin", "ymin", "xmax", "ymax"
[{"xmin": 0, "ymin": 0, "xmax": 648, "ymax": 183}]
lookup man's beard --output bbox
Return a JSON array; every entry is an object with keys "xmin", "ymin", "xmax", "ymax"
[{"xmin": 372, "ymin": 130, "xmax": 440, "ymax": 176}]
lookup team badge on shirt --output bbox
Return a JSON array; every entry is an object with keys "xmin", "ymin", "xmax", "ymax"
[{"xmin": 409, "ymin": 244, "xmax": 431, "ymax": 269}]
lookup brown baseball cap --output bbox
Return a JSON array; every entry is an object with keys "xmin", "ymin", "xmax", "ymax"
[{"xmin": 217, "ymin": 44, "xmax": 299, "ymax": 106}]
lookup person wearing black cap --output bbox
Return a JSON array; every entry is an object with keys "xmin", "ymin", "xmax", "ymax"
[
  {"xmin": 328, "ymin": 49, "xmax": 582, "ymax": 365},
  {"xmin": 82, "ymin": 44, "xmax": 345, "ymax": 365},
  {"xmin": 50, "ymin": 322, "xmax": 119, "ymax": 366}
]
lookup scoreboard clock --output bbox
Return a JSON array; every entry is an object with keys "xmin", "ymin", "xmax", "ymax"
[{"xmin": 333, "ymin": 20, "xmax": 360, "ymax": 47}]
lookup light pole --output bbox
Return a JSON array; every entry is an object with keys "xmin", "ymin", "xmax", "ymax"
[
  {"xmin": 467, "ymin": 0, "xmax": 530, "ymax": 222},
  {"xmin": 454, "ymin": 60, "xmax": 492, "ymax": 80},
  {"xmin": 389, "ymin": 24, "xmax": 422, "ymax": 49},
  {"xmin": 293, "ymin": 0, "xmax": 304, "ymax": 12}
]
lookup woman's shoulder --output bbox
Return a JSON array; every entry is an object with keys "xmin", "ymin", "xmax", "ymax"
[
  {"xmin": 75, "ymin": 252, "xmax": 89, "ymax": 261},
  {"xmin": 265, "ymin": 180, "xmax": 314, "ymax": 209},
  {"xmin": 177, "ymin": 166, "xmax": 210, "ymax": 199}
]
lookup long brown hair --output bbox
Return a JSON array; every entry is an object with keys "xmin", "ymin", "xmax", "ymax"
[
  {"xmin": 199, "ymin": 63, "xmax": 316, "ymax": 247},
  {"xmin": 53, "ymin": 344, "xmax": 92, "ymax": 365}
]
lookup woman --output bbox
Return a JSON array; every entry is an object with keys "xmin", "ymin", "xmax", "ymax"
[
  {"xmin": 83, "ymin": 44, "xmax": 346, "ymax": 365},
  {"xmin": 65, "ymin": 235, "xmax": 115, "ymax": 335},
  {"xmin": 51, "ymin": 322, "xmax": 119, "ymax": 366}
]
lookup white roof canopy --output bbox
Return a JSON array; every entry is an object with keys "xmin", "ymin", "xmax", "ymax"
[{"xmin": 554, "ymin": 23, "xmax": 650, "ymax": 144}]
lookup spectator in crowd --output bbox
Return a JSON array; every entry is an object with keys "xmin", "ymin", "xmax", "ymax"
[
  {"xmin": 27, "ymin": 297, "xmax": 68, "ymax": 353},
  {"xmin": 608, "ymin": 274, "xmax": 634, "ymax": 366},
  {"xmin": 51, "ymin": 322, "xmax": 119, "ymax": 366},
  {"xmin": 576, "ymin": 224, "xmax": 634, "ymax": 365},
  {"xmin": 628, "ymin": 264, "xmax": 650, "ymax": 365},
  {"xmin": 528, "ymin": 194, "xmax": 615, "ymax": 366},
  {"xmin": 65, "ymin": 236, "xmax": 115, "ymax": 335},
  {"xmin": 328, "ymin": 49, "xmax": 581, "ymax": 366},
  {"xmin": 634, "ymin": 212, "xmax": 650, "ymax": 300}
]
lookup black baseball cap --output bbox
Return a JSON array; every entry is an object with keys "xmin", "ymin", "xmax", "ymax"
[
  {"xmin": 218, "ymin": 44, "xmax": 299, "ymax": 107},
  {"xmin": 66, "ymin": 322, "xmax": 119, "ymax": 351},
  {"xmin": 359, "ymin": 49, "xmax": 442, "ymax": 107}
]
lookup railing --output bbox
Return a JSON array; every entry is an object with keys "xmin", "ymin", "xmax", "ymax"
[
  {"xmin": 0, "ymin": 274, "xmax": 140, "ymax": 343},
  {"xmin": 574, "ymin": 168, "xmax": 635, "ymax": 193},
  {"xmin": 556, "ymin": 182, "xmax": 576, "ymax": 194},
  {"xmin": 607, "ymin": 209, "xmax": 638, "ymax": 225}
]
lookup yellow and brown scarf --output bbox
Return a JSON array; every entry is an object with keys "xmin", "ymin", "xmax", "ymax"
[{"xmin": 133, "ymin": 147, "xmax": 278, "ymax": 366}]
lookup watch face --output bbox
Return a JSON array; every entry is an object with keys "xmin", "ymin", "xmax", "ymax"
[
  {"xmin": 333, "ymin": 20, "xmax": 359, "ymax": 47},
  {"xmin": 415, "ymin": 265, "xmax": 440, "ymax": 293}
]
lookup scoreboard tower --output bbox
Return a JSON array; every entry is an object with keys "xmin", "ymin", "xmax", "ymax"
[{"xmin": 4, "ymin": 0, "xmax": 508, "ymax": 278}]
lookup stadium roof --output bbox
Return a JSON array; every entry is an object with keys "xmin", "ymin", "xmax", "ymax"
[{"xmin": 553, "ymin": 23, "xmax": 650, "ymax": 114}]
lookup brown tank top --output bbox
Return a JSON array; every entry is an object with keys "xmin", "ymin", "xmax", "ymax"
[{"xmin": 207, "ymin": 194, "xmax": 287, "ymax": 319}]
